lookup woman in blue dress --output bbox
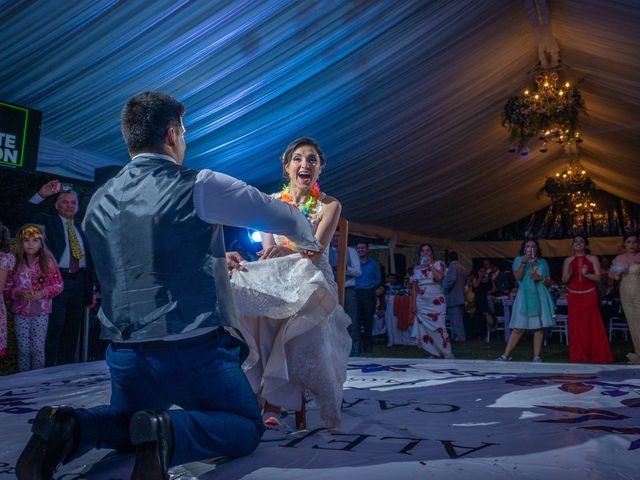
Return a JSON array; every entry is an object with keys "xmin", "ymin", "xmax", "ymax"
[{"xmin": 498, "ymin": 239, "xmax": 555, "ymax": 362}]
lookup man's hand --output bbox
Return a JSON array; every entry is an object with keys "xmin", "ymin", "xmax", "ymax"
[
  {"xmin": 226, "ymin": 251, "xmax": 246, "ymax": 276},
  {"xmin": 258, "ymin": 245, "xmax": 295, "ymax": 260},
  {"xmin": 38, "ymin": 180, "xmax": 61, "ymax": 198}
]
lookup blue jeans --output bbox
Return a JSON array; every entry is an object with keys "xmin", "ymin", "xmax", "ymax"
[{"xmin": 74, "ymin": 331, "xmax": 264, "ymax": 466}]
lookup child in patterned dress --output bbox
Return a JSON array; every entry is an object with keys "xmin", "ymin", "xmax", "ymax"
[{"xmin": 5, "ymin": 224, "xmax": 63, "ymax": 371}]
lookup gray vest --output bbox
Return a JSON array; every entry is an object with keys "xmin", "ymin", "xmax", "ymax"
[{"xmin": 83, "ymin": 156, "xmax": 237, "ymax": 341}]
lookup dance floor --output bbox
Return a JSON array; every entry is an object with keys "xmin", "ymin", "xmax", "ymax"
[{"xmin": 1, "ymin": 358, "xmax": 639, "ymax": 479}]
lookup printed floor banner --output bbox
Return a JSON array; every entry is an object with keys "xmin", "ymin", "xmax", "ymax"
[{"xmin": 0, "ymin": 358, "xmax": 638, "ymax": 479}]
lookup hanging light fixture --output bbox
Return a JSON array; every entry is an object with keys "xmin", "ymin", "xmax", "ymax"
[
  {"xmin": 539, "ymin": 156, "xmax": 596, "ymax": 213},
  {"xmin": 503, "ymin": 72, "xmax": 586, "ymax": 156},
  {"xmin": 571, "ymin": 191, "xmax": 597, "ymax": 214}
]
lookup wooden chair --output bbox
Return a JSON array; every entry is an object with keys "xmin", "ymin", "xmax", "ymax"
[
  {"xmin": 295, "ymin": 217, "xmax": 349, "ymax": 429},
  {"xmin": 335, "ymin": 217, "xmax": 349, "ymax": 308}
]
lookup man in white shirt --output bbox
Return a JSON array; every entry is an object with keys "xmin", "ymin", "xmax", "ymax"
[{"xmin": 329, "ymin": 228, "xmax": 361, "ymax": 354}]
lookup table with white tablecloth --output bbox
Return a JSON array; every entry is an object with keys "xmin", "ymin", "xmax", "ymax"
[{"xmin": 384, "ymin": 294, "xmax": 416, "ymax": 346}]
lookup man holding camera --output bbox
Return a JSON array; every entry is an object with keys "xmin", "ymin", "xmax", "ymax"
[{"xmin": 23, "ymin": 180, "xmax": 95, "ymax": 366}]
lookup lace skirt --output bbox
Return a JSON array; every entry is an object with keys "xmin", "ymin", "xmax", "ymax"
[{"xmin": 230, "ymin": 254, "xmax": 352, "ymax": 428}]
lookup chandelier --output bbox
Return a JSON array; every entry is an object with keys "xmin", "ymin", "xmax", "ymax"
[
  {"xmin": 503, "ymin": 72, "xmax": 586, "ymax": 156},
  {"xmin": 540, "ymin": 158, "xmax": 597, "ymax": 213},
  {"xmin": 571, "ymin": 191, "xmax": 597, "ymax": 214}
]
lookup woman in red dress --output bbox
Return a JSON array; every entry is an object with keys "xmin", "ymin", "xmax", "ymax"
[{"xmin": 561, "ymin": 235, "xmax": 613, "ymax": 363}]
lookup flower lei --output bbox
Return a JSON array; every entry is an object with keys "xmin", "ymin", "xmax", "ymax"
[
  {"xmin": 278, "ymin": 181, "xmax": 321, "ymax": 250},
  {"xmin": 279, "ymin": 181, "xmax": 320, "ymax": 218}
]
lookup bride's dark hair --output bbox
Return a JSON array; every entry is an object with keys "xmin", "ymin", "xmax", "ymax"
[{"xmin": 281, "ymin": 137, "xmax": 326, "ymax": 179}]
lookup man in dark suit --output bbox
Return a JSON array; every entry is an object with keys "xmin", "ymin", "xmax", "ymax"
[
  {"xmin": 23, "ymin": 181, "xmax": 95, "ymax": 366},
  {"xmin": 443, "ymin": 251, "xmax": 467, "ymax": 342}
]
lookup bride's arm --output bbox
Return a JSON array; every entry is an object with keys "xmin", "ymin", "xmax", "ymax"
[
  {"xmin": 261, "ymin": 233, "xmax": 275, "ymax": 249},
  {"xmin": 314, "ymin": 195, "xmax": 342, "ymax": 252}
]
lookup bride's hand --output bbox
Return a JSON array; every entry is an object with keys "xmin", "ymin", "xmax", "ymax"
[
  {"xmin": 300, "ymin": 247, "xmax": 323, "ymax": 265},
  {"xmin": 258, "ymin": 245, "xmax": 295, "ymax": 260},
  {"xmin": 226, "ymin": 251, "xmax": 246, "ymax": 276}
]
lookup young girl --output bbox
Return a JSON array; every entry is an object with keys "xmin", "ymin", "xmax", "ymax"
[
  {"xmin": 0, "ymin": 221, "xmax": 16, "ymax": 358},
  {"xmin": 6, "ymin": 224, "xmax": 63, "ymax": 371}
]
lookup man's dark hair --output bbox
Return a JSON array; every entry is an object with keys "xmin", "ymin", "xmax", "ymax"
[
  {"xmin": 447, "ymin": 251, "xmax": 458, "ymax": 262},
  {"xmin": 121, "ymin": 91, "xmax": 185, "ymax": 152}
]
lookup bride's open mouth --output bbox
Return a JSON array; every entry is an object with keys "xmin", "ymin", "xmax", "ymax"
[{"xmin": 297, "ymin": 172, "xmax": 312, "ymax": 185}]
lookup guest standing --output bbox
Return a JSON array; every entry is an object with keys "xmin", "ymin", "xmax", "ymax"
[
  {"xmin": 610, "ymin": 232, "xmax": 640, "ymax": 364},
  {"xmin": 329, "ymin": 228, "xmax": 361, "ymax": 354},
  {"xmin": 0, "ymin": 222, "xmax": 15, "ymax": 359},
  {"xmin": 22, "ymin": 182, "xmax": 95, "ymax": 366},
  {"xmin": 443, "ymin": 251, "xmax": 466, "ymax": 342},
  {"xmin": 561, "ymin": 235, "xmax": 613, "ymax": 363},
  {"xmin": 471, "ymin": 266, "xmax": 495, "ymax": 340},
  {"xmin": 354, "ymin": 242, "xmax": 382, "ymax": 353},
  {"xmin": 5, "ymin": 225, "xmax": 63, "ymax": 371},
  {"xmin": 498, "ymin": 239, "xmax": 555, "ymax": 362},
  {"xmin": 410, "ymin": 244, "xmax": 453, "ymax": 359}
]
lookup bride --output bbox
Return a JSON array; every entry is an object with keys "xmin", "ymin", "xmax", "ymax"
[{"xmin": 230, "ymin": 138, "xmax": 352, "ymax": 428}]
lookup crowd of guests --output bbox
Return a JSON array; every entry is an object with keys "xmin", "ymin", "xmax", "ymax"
[
  {"xmin": 344, "ymin": 235, "xmax": 639, "ymax": 365},
  {"xmin": 2, "ymin": 189, "xmax": 638, "ymax": 376},
  {"xmin": 0, "ymin": 180, "xmax": 95, "ymax": 373}
]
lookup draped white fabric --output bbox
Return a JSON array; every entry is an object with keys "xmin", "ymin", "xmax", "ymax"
[{"xmin": 1, "ymin": 0, "xmax": 639, "ymax": 239}]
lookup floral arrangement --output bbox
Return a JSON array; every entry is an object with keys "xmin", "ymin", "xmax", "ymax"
[{"xmin": 502, "ymin": 72, "xmax": 586, "ymax": 152}]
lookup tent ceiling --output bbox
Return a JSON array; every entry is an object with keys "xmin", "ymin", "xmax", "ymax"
[{"xmin": 2, "ymin": 0, "xmax": 639, "ymax": 240}]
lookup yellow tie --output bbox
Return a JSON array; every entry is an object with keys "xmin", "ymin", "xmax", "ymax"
[{"xmin": 66, "ymin": 219, "xmax": 84, "ymax": 261}]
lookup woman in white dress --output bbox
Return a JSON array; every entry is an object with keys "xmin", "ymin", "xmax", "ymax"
[
  {"xmin": 230, "ymin": 138, "xmax": 352, "ymax": 428},
  {"xmin": 410, "ymin": 244, "xmax": 454, "ymax": 359}
]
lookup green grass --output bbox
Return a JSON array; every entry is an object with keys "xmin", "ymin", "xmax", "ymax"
[
  {"xmin": 1, "ymin": 322, "xmax": 634, "ymax": 376},
  {"xmin": 367, "ymin": 333, "xmax": 635, "ymax": 364}
]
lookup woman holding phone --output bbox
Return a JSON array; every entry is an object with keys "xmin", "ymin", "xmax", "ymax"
[{"xmin": 497, "ymin": 239, "xmax": 555, "ymax": 362}]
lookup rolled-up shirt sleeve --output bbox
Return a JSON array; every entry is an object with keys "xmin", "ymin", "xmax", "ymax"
[{"xmin": 193, "ymin": 169, "xmax": 321, "ymax": 251}]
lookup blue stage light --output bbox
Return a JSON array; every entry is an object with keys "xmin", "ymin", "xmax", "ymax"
[{"xmin": 249, "ymin": 230, "xmax": 262, "ymax": 243}]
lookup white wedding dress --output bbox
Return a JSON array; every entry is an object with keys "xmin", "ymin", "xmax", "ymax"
[{"xmin": 230, "ymin": 194, "xmax": 352, "ymax": 428}]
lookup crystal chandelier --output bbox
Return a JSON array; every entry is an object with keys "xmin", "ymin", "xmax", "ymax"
[
  {"xmin": 540, "ymin": 158, "xmax": 597, "ymax": 213},
  {"xmin": 571, "ymin": 191, "xmax": 597, "ymax": 214},
  {"xmin": 503, "ymin": 72, "xmax": 586, "ymax": 156}
]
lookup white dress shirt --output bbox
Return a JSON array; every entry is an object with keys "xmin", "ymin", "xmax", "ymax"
[
  {"xmin": 28, "ymin": 196, "xmax": 87, "ymax": 269},
  {"xmin": 329, "ymin": 245, "xmax": 361, "ymax": 287}
]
